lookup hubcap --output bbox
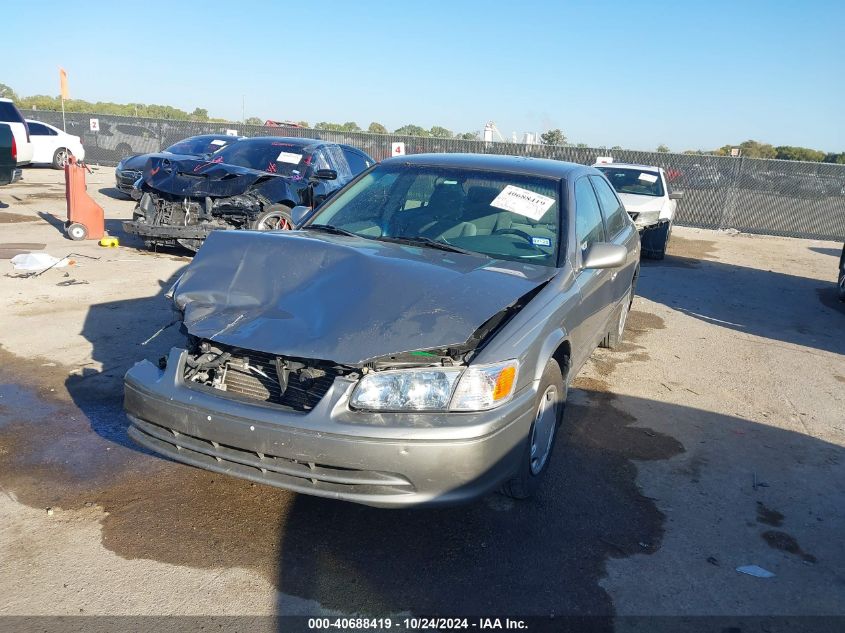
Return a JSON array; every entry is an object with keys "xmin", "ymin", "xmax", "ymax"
[
  {"xmin": 529, "ymin": 385, "xmax": 559, "ymax": 475},
  {"xmin": 57, "ymin": 150, "xmax": 68, "ymax": 166}
]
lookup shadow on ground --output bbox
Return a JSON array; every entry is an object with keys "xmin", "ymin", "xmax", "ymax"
[
  {"xmin": 807, "ymin": 246, "xmax": 842, "ymax": 258},
  {"xmin": 98, "ymin": 187, "xmax": 131, "ymax": 200},
  {"xmin": 638, "ymin": 238, "xmax": 845, "ymax": 355}
]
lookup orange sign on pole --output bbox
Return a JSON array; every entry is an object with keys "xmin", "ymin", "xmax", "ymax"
[{"xmin": 59, "ymin": 68, "xmax": 69, "ymax": 99}]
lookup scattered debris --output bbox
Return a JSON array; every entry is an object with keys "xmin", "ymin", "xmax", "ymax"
[
  {"xmin": 99, "ymin": 237, "xmax": 119, "ymax": 248},
  {"xmin": 46, "ymin": 507, "xmax": 54, "ymax": 516},
  {"xmin": 11, "ymin": 253, "xmax": 70, "ymax": 272},
  {"xmin": 57, "ymin": 279, "xmax": 89, "ymax": 287},
  {"xmin": 736, "ymin": 564, "xmax": 775, "ymax": 578},
  {"xmin": 8, "ymin": 252, "xmax": 100, "ymax": 278}
]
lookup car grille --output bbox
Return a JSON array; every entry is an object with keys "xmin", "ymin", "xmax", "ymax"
[
  {"xmin": 118, "ymin": 169, "xmax": 142, "ymax": 185},
  {"xmin": 128, "ymin": 416, "xmax": 414, "ymax": 495},
  {"xmin": 189, "ymin": 346, "xmax": 337, "ymax": 412}
]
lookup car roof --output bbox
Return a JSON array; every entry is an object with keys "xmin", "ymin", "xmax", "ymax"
[
  {"xmin": 382, "ymin": 153, "xmax": 595, "ymax": 179},
  {"xmin": 239, "ymin": 136, "xmax": 323, "ymax": 147},
  {"xmin": 595, "ymin": 162, "xmax": 662, "ymax": 172}
]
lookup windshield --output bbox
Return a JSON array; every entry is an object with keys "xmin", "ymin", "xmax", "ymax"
[
  {"xmin": 308, "ymin": 164, "xmax": 562, "ymax": 267},
  {"xmin": 598, "ymin": 167, "xmax": 664, "ymax": 197},
  {"xmin": 166, "ymin": 136, "xmax": 233, "ymax": 156},
  {"xmin": 210, "ymin": 139, "xmax": 312, "ymax": 177}
]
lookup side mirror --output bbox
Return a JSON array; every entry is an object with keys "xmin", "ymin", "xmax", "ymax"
[
  {"xmin": 290, "ymin": 205, "xmax": 311, "ymax": 226},
  {"xmin": 669, "ymin": 191, "xmax": 684, "ymax": 200},
  {"xmin": 583, "ymin": 243, "xmax": 627, "ymax": 270},
  {"xmin": 314, "ymin": 169, "xmax": 337, "ymax": 181}
]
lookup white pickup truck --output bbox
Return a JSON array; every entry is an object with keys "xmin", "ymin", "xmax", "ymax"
[{"xmin": 595, "ymin": 162, "xmax": 683, "ymax": 259}]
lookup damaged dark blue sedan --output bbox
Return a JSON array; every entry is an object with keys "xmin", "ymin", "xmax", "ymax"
[
  {"xmin": 124, "ymin": 154, "xmax": 640, "ymax": 507},
  {"xmin": 123, "ymin": 136, "xmax": 375, "ymax": 251}
]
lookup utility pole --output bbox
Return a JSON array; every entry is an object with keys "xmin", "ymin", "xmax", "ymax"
[{"xmin": 241, "ymin": 95, "xmax": 245, "ymax": 124}]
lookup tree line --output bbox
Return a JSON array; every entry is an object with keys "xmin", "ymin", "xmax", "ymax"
[
  {"xmin": 537, "ymin": 128, "xmax": 845, "ymax": 164},
  {"xmin": 2, "ymin": 84, "xmax": 841, "ymax": 163}
]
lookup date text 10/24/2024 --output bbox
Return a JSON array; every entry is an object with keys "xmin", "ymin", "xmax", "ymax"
[{"xmin": 308, "ymin": 618, "xmax": 528, "ymax": 630}]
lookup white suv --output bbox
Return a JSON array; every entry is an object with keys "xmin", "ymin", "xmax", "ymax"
[{"xmin": 0, "ymin": 98, "xmax": 33, "ymax": 165}]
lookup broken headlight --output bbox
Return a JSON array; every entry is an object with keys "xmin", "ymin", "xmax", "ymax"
[{"xmin": 349, "ymin": 360, "xmax": 518, "ymax": 412}]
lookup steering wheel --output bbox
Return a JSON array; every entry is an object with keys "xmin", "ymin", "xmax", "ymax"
[{"xmin": 493, "ymin": 227, "xmax": 540, "ymax": 246}]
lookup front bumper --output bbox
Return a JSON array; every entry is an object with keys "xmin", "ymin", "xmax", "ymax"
[
  {"xmin": 124, "ymin": 348, "xmax": 537, "ymax": 507},
  {"xmin": 122, "ymin": 220, "xmax": 216, "ymax": 241}
]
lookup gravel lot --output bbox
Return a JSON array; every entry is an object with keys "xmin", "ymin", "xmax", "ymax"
[{"xmin": 0, "ymin": 167, "xmax": 843, "ymax": 625}]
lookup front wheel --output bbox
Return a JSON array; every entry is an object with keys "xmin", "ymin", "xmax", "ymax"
[
  {"xmin": 52, "ymin": 147, "xmax": 72, "ymax": 169},
  {"xmin": 501, "ymin": 358, "xmax": 566, "ymax": 500},
  {"xmin": 252, "ymin": 204, "xmax": 293, "ymax": 231}
]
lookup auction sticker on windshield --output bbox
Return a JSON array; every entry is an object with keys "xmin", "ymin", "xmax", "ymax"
[
  {"xmin": 491, "ymin": 185, "xmax": 555, "ymax": 221},
  {"xmin": 638, "ymin": 172, "xmax": 658, "ymax": 183},
  {"xmin": 277, "ymin": 151, "xmax": 302, "ymax": 164}
]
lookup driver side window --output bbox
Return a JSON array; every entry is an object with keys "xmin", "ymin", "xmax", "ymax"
[{"xmin": 575, "ymin": 177, "xmax": 606, "ymax": 253}]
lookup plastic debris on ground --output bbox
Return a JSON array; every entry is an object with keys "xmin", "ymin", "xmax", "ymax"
[
  {"xmin": 10, "ymin": 253, "xmax": 70, "ymax": 271},
  {"xmin": 736, "ymin": 565, "xmax": 775, "ymax": 578}
]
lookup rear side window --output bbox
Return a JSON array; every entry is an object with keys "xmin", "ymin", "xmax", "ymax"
[
  {"xmin": 575, "ymin": 177, "xmax": 605, "ymax": 253},
  {"xmin": 0, "ymin": 102, "xmax": 25, "ymax": 123},
  {"xmin": 28, "ymin": 122, "xmax": 56, "ymax": 136},
  {"xmin": 590, "ymin": 176, "xmax": 627, "ymax": 237},
  {"xmin": 341, "ymin": 147, "xmax": 372, "ymax": 174}
]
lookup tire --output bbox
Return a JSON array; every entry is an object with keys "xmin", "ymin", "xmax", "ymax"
[
  {"xmin": 601, "ymin": 273, "xmax": 637, "ymax": 350},
  {"xmin": 501, "ymin": 358, "xmax": 566, "ymax": 500},
  {"xmin": 52, "ymin": 147, "xmax": 72, "ymax": 169},
  {"xmin": 67, "ymin": 223, "xmax": 88, "ymax": 241},
  {"xmin": 252, "ymin": 204, "xmax": 294, "ymax": 231},
  {"xmin": 838, "ymin": 264, "xmax": 845, "ymax": 302}
]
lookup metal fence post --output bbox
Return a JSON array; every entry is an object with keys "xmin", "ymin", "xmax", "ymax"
[{"xmin": 720, "ymin": 155, "xmax": 744, "ymax": 231}]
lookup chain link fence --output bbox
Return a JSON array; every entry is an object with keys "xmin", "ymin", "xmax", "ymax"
[{"xmin": 23, "ymin": 110, "xmax": 845, "ymax": 241}]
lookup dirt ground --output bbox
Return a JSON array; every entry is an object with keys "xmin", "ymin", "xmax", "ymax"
[{"xmin": 0, "ymin": 167, "xmax": 843, "ymax": 624}]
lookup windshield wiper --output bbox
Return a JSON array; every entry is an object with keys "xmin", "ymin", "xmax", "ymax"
[
  {"xmin": 303, "ymin": 224, "xmax": 358, "ymax": 237},
  {"xmin": 376, "ymin": 235, "xmax": 478, "ymax": 256}
]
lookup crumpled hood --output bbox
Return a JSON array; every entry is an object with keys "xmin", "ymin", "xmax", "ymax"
[
  {"xmin": 143, "ymin": 156, "xmax": 284, "ymax": 198},
  {"xmin": 120, "ymin": 151, "xmax": 195, "ymax": 172},
  {"xmin": 618, "ymin": 192, "xmax": 665, "ymax": 214},
  {"xmin": 172, "ymin": 230, "xmax": 557, "ymax": 365}
]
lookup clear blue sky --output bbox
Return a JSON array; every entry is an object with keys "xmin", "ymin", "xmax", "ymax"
[{"xmin": 4, "ymin": 0, "xmax": 844, "ymax": 152}]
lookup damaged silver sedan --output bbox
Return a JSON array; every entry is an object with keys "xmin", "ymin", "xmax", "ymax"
[{"xmin": 124, "ymin": 154, "xmax": 640, "ymax": 507}]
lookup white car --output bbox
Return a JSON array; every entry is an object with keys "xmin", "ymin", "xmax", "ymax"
[
  {"xmin": 595, "ymin": 162, "xmax": 683, "ymax": 259},
  {"xmin": 26, "ymin": 120, "xmax": 85, "ymax": 168},
  {"xmin": 0, "ymin": 98, "xmax": 33, "ymax": 165}
]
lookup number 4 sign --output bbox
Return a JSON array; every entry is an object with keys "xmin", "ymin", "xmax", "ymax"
[{"xmin": 391, "ymin": 142, "xmax": 405, "ymax": 157}]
